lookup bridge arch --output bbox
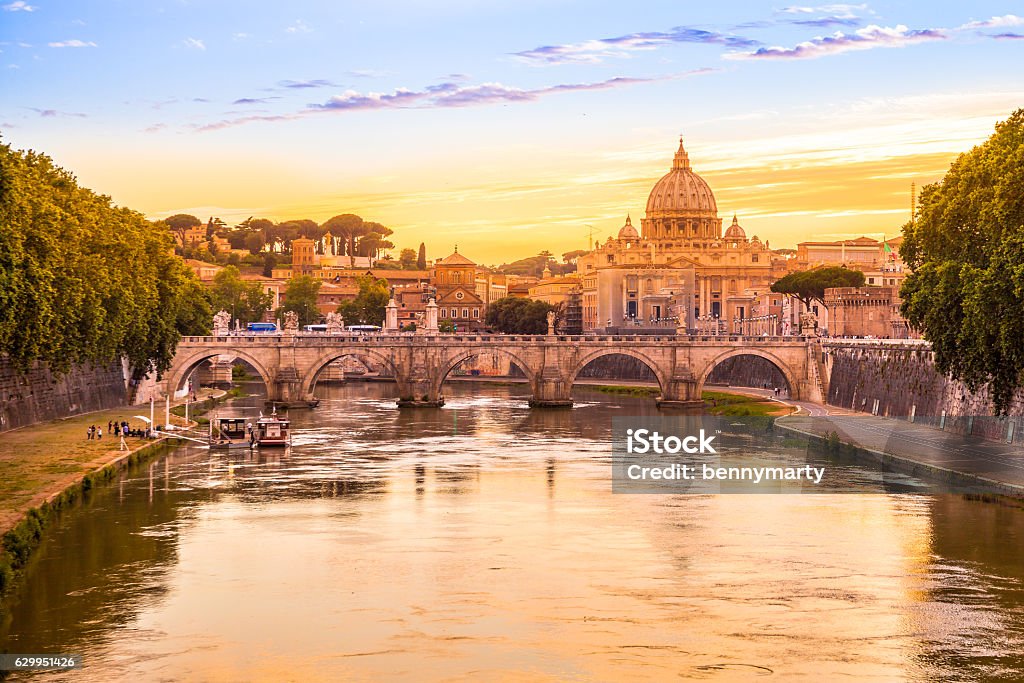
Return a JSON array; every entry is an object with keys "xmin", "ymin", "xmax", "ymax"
[
  {"xmin": 302, "ymin": 348, "xmax": 401, "ymax": 395},
  {"xmin": 165, "ymin": 348, "xmax": 274, "ymax": 395},
  {"xmin": 697, "ymin": 348, "xmax": 799, "ymax": 398},
  {"xmin": 567, "ymin": 348, "xmax": 669, "ymax": 395},
  {"xmin": 434, "ymin": 347, "xmax": 539, "ymax": 395}
]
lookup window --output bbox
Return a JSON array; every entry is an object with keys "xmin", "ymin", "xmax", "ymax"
[
  {"xmin": 462, "ymin": 308, "xmax": 469, "ymax": 318},
  {"xmin": 455, "ymin": 291, "xmax": 464, "ymax": 300},
  {"xmin": 751, "ymin": 254, "xmax": 758, "ymax": 263},
  {"xmin": 868, "ymin": 277, "xmax": 875, "ymax": 284},
  {"xmin": 439, "ymin": 308, "xmax": 447, "ymax": 317},
  {"xmin": 473, "ymin": 308, "xmax": 479, "ymax": 318}
]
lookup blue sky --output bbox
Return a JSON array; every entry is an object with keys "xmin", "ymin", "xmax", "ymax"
[{"xmin": 2, "ymin": 1, "xmax": 1022, "ymax": 262}]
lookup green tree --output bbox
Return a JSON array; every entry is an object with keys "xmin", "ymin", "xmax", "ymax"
[
  {"xmin": 485, "ymin": 297, "xmax": 555, "ymax": 334},
  {"xmin": 770, "ymin": 266, "xmax": 865, "ymax": 309},
  {"xmin": 398, "ymin": 248, "xmax": 417, "ymax": 269},
  {"xmin": 279, "ymin": 275, "xmax": 323, "ymax": 327},
  {"xmin": 900, "ymin": 109, "xmax": 1024, "ymax": 413},
  {"xmin": 165, "ymin": 213, "xmax": 201, "ymax": 245},
  {"xmin": 417, "ymin": 242, "xmax": 427, "ymax": 270},
  {"xmin": 337, "ymin": 275, "xmax": 389, "ymax": 326},
  {"xmin": 0, "ymin": 142, "xmax": 209, "ymax": 381},
  {"xmin": 438, "ymin": 320, "xmax": 455, "ymax": 333},
  {"xmin": 209, "ymin": 265, "xmax": 273, "ymax": 326},
  {"xmin": 262, "ymin": 253, "xmax": 277, "ymax": 278}
]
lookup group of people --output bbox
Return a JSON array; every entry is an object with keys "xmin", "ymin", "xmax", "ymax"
[{"xmin": 86, "ymin": 419, "xmax": 151, "ymax": 443}]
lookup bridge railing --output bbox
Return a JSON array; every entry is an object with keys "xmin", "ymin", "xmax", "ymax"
[{"xmin": 180, "ymin": 333, "xmax": 816, "ymax": 345}]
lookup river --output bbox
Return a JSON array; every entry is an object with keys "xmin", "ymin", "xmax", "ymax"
[{"xmin": 2, "ymin": 382, "xmax": 1023, "ymax": 681}]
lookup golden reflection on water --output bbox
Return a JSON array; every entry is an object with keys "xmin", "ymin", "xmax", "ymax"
[{"xmin": 2, "ymin": 383, "xmax": 1023, "ymax": 682}]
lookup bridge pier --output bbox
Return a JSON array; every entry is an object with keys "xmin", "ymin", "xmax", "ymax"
[
  {"xmin": 528, "ymin": 371, "xmax": 573, "ymax": 408},
  {"xmin": 267, "ymin": 367, "xmax": 320, "ymax": 408},
  {"xmin": 396, "ymin": 377, "xmax": 445, "ymax": 409},
  {"xmin": 656, "ymin": 369, "xmax": 703, "ymax": 410}
]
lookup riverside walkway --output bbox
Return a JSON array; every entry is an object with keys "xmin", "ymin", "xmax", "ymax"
[
  {"xmin": 778, "ymin": 413, "xmax": 1024, "ymax": 494},
  {"xmin": 0, "ymin": 389, "xmax": 217, "ymax": 535}
]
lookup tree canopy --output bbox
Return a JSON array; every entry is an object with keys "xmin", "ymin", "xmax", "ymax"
[
  {"xmin": 770, "ymin": 267, "xmax": 865, "ymax": 308},
  {"xmin": 279, "ymin": 275, "xmax": 323, "ymax": 327},
  {"xmin": 900, "ymin": 108, "xmax": 1024, "ymax": 413},
  {"xmin": 0, "ymin": 141, "xmax": 210, "ymax": 379},
  {"xmin": 484, "ymin": 297, "xmax": 555, "ymax": 334},
  {"xmin": 209, "ymin": 265, "xmax": 273, "ymax": 327},
  {"xmin": 337, "ymin": 275, "xmax": 389, "ymax": 326}
]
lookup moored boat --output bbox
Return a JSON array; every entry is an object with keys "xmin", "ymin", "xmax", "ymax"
[
  {"xmin": 209, "ymin": 416, "xmax": 253, "ymax": 449},
  {"xmin": 253, "ymin": 410, "xmax": 291, "ymax": 447}
]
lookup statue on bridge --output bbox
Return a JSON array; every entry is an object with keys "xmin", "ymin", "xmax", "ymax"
[
  {"xmin": 212, "ymin": 309, "xmax": 231, "ymax": 336},
  {"xmin": 546, "ymin": 310, "xmax": 556, "ymax": 336},
  {"xmin": 325, "ymin": 312, "xmax": 343, "ymax": 335},
  {"xmin": 283, "ymin": 310, "xmax": 299, "ymax": 335},
  {"xmin": 800, "ymin": 312, "xmax": 818, "ymax": 336}
]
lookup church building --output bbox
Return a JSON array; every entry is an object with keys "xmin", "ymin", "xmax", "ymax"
[{"xmin": 577, "ymin": 139, "xmax": 789, "ymax": 332}]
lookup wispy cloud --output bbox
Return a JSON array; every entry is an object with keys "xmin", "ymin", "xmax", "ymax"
[
  {"xmin": 232, "ymin": 96, "xmax": 279, "ymax": 105},
  {"xmin": 143, "ymin": 123, "xmax": 168, "ymax": 133},
  {"xmin": 286, "ymin": 19, "xmax": 311, "ymax": 34},
  {"xmin": 2, "ymin": 1, "xmax": 35, "ymax": 12},
  {"xmin": 513, "ymin": 27, "xmax": 758, "ymax": 65},
  {"xmin": 993, "ymin": 32, "xmax": 1024, "ymax": 40},
  {"xmin": 777, "ymin": 4, "xmax": 867, "ymax": 19},
  {"xmin": 48, "ymin": 39, "xmax": 97, "ymax": 48},
  {"xmin": 183, "ymin": 37, "xmax": 205, "ymax": 50},
  {"xmin": 30, "ymin": 107, "xmax": 87, "ymax": 118},
  {"xmin": 960, "ymin": 14, "xmax": 1024, "ymax": 30},
  {"xmin": 196, "ymin": 70, "xmax": 712, "ymax": 132},
  {"xmin": 726, "ymin": 24, "xmax": 945, "ymax": 60},
  {"xmin": 278, "ymin": 79, "xmax": 336, "ymax": 89},
  {"xmin": 790, "ymin": 16, "xmax": 862, "ymax": 28}
]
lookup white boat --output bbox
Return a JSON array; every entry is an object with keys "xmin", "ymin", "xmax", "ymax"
[{"xmin": 253, "ymin": 409, "xmax": 291, "ymax": 447}]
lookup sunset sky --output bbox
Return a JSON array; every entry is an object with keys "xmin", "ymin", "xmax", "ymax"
[{"xmin": 2, "ymin": 1, "xmax": 1022, "ymax": 264}]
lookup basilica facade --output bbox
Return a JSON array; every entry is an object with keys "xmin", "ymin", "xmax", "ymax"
[{"xmin": 577, "ymin": 139, "xmax": 789, "ymax": 332}]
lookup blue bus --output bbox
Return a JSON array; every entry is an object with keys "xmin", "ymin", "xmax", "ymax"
[{"xmin": 247, "ymin": 322, "xmax": 278, "ymax": 333}]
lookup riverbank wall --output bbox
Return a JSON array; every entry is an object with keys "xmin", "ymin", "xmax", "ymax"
[
  {"xmin": 822, "ymin": 341, "xmax": 1024, "ymax": 443},
  {"xmin": 0, "ymin": 357, "xmax": 129, "ymax": 434}
]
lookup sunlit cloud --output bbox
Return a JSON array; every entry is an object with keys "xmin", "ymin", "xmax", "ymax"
[
  {"xmin": 725, "ymin": 24, "xmax": 946, "ymax": 60},
  {"xmin": 48, "ymin": 39, "xmax": 97, "ymax": 48},
  {"xmin": 512, "ymin": 27, "xmax": 758, "ymax": 65},
  {"xmin": 286, "ymin": 19, "xmax": 311, "ymax": 34},
  {"xmin": 959, "ymin": 14, "xmax": 1024, "ymax": 30},
  {"xmin": 183, "ymin": 37, "xmax": 205, "ymax": 50},
  {"xmin": 2, "ymin": 1, "xmax": 35, "ymax": 11},
  {"xmin": 195, "ymin": 70, "xmax": 713, "ymax": 131}
]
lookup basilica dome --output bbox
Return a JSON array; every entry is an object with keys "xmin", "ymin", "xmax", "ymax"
[
  {"xmin": 724, "ymin": 214, "xmax": 746, "ymax": 240},
  {"xmin": 645, "ymin": 139, "xmax": 717, "ymax": 216},
  {"xmin": 617, "ymin": 215, "xmax": 639, "ymax": 240},
  {"xmin": 641, "ymin": 138, "xmax": 722, "ymax": 241}
]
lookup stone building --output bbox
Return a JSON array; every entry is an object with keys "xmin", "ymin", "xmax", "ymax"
[
  {"xmin": 576, "ymin": 139, "xmax": 788, "ymax": 332},
  {"xmin": 432, "ymin": 249, "xmax": 485, "ymax": 331},
  {"xmin": 823, "ymin": 287, "xmax": 897, "ymax": 338}
]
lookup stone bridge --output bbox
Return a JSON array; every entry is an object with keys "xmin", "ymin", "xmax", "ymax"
[{"xmin": 165, "ymin": 333, "xmax": 825, "ymax": 409}]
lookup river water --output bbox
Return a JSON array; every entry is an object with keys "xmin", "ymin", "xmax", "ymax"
[{"xmin": 2, "ymin": 382, "xmax": 1024, "ymax": 681}]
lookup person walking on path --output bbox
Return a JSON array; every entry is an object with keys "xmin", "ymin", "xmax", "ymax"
[
  {"xmin": 119, "ymin": 434, "xmax": 128, "ymax": 451},
  {"xmin": 96, "ymin": 427, "xmax": 102, "ymax": 440}
]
